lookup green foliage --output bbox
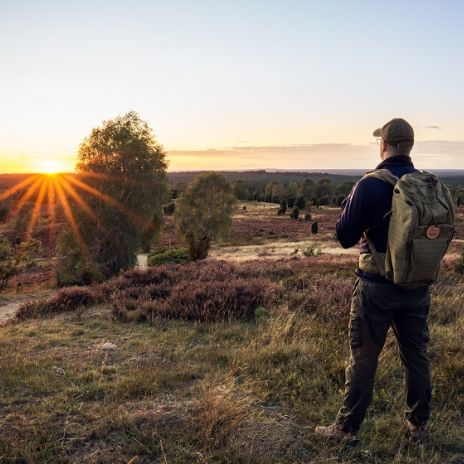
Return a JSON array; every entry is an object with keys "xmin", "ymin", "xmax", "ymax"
[
  {"xmin": 335, "ymin": 194, "xmax": 346, "ymax": 206},
  {"xmin": 298, "ymin": 178, "xmax": 314, "ymax": 201},
  {"xmin": 147, "ymin": 247, "xmax": 191, "ymax": 266},
  {"xmin": 56, "ymin": 231, "xmax": 103, "ymax": 286},
  {"xmin": 0, "ymin": 234, "xmax": 42, "ymax": 290},
  {"xmin": 302, "ymin": 244, "xmax": 319, "ymax": 256},
  {"xmin": 232, "ymin": 180, "xmax": 249, "ymax": 200},
  {"xmin": 174, "ymin": 173, "xmax": 236, "ymax": 260},
  {"xmin": 314, "ymin": 178, "xmax": 332, "ymax": 199},
  {"xmin": 295, "ymin": 196, "xmax": 306, "ymax": 210},
  {"xmin": 141, "ymin": 208, "xmax": 164, "ymax": 253},
  {"xmin": 59, "ymin": 111, "xmax": 169, "ymax": 282}
]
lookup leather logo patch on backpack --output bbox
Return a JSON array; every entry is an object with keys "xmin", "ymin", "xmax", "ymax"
[{"xmin": 426, "ymin": 225, "xmax": 441, "ymax": 240}]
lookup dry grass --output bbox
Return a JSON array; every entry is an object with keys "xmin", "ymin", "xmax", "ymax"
[{"xmin": 1, "ymin": 259, "xmax": 463, "ymax": 463}]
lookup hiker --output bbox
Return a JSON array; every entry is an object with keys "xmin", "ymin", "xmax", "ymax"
[{"xmin": 315, "ymin": 118, "xmax": 454, "ymax": 445}]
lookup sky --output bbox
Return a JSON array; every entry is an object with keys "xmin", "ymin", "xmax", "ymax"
[{"xmin": 0, "ymin": 0, "xmax": 463, "ymax": 173}]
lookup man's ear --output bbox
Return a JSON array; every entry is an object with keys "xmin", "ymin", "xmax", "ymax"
[{"xmin": 380, "ymin": 139, "xmax": 386, "ymax": 159}]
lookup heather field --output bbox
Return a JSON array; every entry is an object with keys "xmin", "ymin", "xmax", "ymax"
[{"xmin": 1, "ymin": 201, "xmax": 464, "ymax": 463}]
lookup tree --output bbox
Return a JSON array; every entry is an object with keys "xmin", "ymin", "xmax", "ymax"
[
  {"xmin": 232, "ymin": 180, "xmax": 249, "ymax": 200},
  {"xmin": 59, "ymin": 111, "xmax": 169, "ymax": 283},
  {"xmin": 333, "ymin": 181, "xmax": 355, "ymax": 205},
  {"xmin": 295, "ymin": 196, "xmax": 306, "ymax": 210},
  {"xmin": 314, "ymin": 178, "xmax": 332, "ymax": 200},
  {"xmin": 174, "ymin": 173, "xmax": 236, "ymax": 260},
  {"xmin": 271, "ymin": 183, "xmax": 287, "ymax": 203},
  {"xmin": 298, "ymin": 178, "xmax": 314, "ymax": 201}
]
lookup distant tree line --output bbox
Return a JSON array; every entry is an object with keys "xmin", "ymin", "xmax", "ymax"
[{"xmin": 171, "ymin": 177, "xmax": 356, "ymax": 208}]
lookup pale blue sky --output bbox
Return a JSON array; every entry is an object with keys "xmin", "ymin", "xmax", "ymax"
[{"xmin": 0, "ymin": 0, "xmax": 463, "ymax": 172}]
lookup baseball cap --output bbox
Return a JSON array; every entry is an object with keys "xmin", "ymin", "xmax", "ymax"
[{"xmin": 373, "ymin": 118, "xmax": 414, "ymax": 148}]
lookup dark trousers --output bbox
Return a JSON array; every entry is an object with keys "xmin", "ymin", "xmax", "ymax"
[{"xmin": 335, "ymin": 277, "xmax": 431, "ymax": 433}]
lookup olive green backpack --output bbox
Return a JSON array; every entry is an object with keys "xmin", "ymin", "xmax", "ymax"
[{"xmin": 359, "ymin": 169, "xmax": 455, "ymax": 289}]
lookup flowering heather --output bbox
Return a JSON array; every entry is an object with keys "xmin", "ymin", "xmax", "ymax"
[
  {"xmin": 15, "ymin": 258, "xmax": 355, "ymax": 325},
  {"xmin": 16, "ymin": 286, "xmax": 100, "ymax": 319},
  {"xmin": 112, "ymin": 261, "xmax": 270, "ymax": 323}
]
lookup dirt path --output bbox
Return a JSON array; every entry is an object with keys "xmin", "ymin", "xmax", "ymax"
[
  {"xmin": 208, "ymin": 240, "xmax": 358, "ymax": 262},
  {"xmin": 136, "ymin": 253, "xmax": 149, "ymax": 269},
  {"xmin": 0, "ymin": 291, "xmax": 54, "ymax": 324}
]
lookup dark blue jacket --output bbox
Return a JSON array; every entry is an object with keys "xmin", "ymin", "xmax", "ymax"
[{"xmin": 336, "ymin": 155, "xmax": 417, "ymax": 282}]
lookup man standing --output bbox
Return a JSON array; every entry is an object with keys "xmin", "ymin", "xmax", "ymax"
[{"xmin": 315, "ymin": 118, "xmax": 435, "ymax": 445}]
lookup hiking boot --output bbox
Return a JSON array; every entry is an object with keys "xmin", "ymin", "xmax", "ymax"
[
  {"xmin": 406, "ymin": 420, "xmax": 429, "ymax": 444},
  {"xmin": 314, "ymin": 423, "xmax": 360, "ymax": 445}
]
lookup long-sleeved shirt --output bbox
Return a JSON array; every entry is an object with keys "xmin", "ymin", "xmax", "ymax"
[{"xmin": 336, "ymin": 154, "xmax": 417, "ymax": 282}]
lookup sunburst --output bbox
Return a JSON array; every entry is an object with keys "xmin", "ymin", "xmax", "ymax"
[{"xmin": 0, "ymin": 172, "xmax": 153, "ymax": 254}]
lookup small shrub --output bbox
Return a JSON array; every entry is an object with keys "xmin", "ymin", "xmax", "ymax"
[
  {"xmin": 311, "ymin": 221, "xmax": 319, "ymax": 234},
  {"xmin": 302, "ymin": 245, "xmax": 319, "ymax": 257},
  {"xmin": 163, "ymin": 202, "xmax": 176, "ymax": 215},
  {"xmin": 304, "ymin": 212, "xmax": 311, "ymax": 221},
  {"xmin": 290, "ymin": 207, "xmax": 299, "ymax": 220},
  {"xmin": 147, "ymin": 247, "xmax": 191, "ymax": 266},
  {"xmin": 255, "ymin": 306, "xmax": 270, "ymax": 323},
  {"xmin": 16, "ymin": 287, "xmax": 101, "ymax": 320}
]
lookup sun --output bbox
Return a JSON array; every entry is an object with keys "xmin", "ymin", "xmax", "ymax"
[{"xmin": 37, "ymin": 160, "xmax": 63, "ymax": 175}]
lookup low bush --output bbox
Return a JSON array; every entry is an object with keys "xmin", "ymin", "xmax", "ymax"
[
  {"xmin": 147, "ymin": 247, "xmax": 191, "ymax": 266},
  {"xmin": 290, "ymin": 207, "xmax": 299, "ymax": 220},
  {"xmin": 15, "ymin": 258, "xmax": 354, "ymax": 325},
  {"xmin": 16, "ymin": 287, "xmax": 103, "ymax": 320},
  {"xmin": 112, "ymin": 261, "xmax": 270, "ymax": 323},
  {"xmin": 302, "ymin": 245, "xmax": 319, "ymax": 257},
  {"xmin": 163, "ymin": 202, "xmax": 176, "ymax": 215}
]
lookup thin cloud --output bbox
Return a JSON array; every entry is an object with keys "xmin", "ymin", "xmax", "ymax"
[
  {"xmin": 425, "ymin": 125, "xmax": 442, "ymax": 129},
  {"xmin": 167, "ymin": 141, "xmax": 464, "ymax": 170}
]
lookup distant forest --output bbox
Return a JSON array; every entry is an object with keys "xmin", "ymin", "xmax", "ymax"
[
  {"xmin": 168, "ymin": 170, "xmax": 464, "ymax": 207},
  {"xmin": 2, "ymin": 170, "xmax": 464, "ymax": 215}
]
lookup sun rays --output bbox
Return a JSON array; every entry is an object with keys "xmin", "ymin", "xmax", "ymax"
[{"xmin": 0, "ymin": 172, "xmax": 153, "ymax": 253}]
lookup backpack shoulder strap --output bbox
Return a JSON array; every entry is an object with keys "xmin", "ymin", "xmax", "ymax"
[
  {"xmin": 362, "ymin": 168, "xmax": 398, "ymax": 187},
  {"xmin": 360, "ymin": 168, "xmax": 398, "ymax": 277}
]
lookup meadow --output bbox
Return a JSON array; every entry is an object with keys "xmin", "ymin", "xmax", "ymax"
[{"xmin": 0, "ymin": 199, "xmax": 463, "ymax": 463}]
